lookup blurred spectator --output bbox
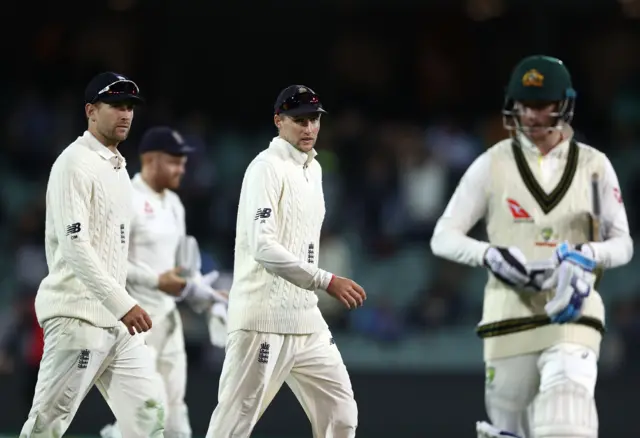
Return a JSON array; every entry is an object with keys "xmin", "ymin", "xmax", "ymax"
[{"xmin": 406, "ymin": 260, "xmax": 468, "ymax": 331}]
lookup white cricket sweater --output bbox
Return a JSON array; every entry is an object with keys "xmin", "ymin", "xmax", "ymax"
[
  {"xmin": 127, "ymin": 173, "xmax": 185, "ymax": 320},
  {"xmin": 431, "ymin": 128, "xmax": 633, "ymax": 360},
  {"xmin": 35, "ymin": 131, "xmax": 138, "ymax": 327},
  {"xmin": 228, "ymin": 137, "xmax": 334, "ymax": 334}
]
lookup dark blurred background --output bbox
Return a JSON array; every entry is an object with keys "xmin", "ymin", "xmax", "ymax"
[{"xmin": 0, "ymin": 0, "xmax": 639, "ymax": 436}]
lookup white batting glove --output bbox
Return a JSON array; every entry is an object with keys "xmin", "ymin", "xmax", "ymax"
[
  {"xmin": 524, "ymin": 259, "xmax": 557, "ymax": 292},
  {"xmin": 484, "ymin": 246, "xmax": 531, "ymax": 288},
  {"xmin": 182, "ymin": 281, "xmax": 228, "ymax": 314},
  {"xmin": 476, "ymin": 421, "xmax": 522, "ymax": 437},
  {"xmin": 544, "ymin": 260, "xmax": 595, "ymax": 324},
  {"xmin": 207, "ymin": 302, "xmax": 228, "ymax": 348},
  {"xmin": 201, "ymin": 270, "xmax": 220, "ymax": 286},
  {"xmin": 553, "ymin": 241, "xmax": 597, "ymax": 271}
]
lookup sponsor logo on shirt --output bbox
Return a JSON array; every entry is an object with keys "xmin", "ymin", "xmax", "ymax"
[
  {"xmin": 66, "ymin": 222, "xmax": 81, "ymax": 239},
  {"xmin": 254, "ymin": 208, "xmax": 272, "ymax": 224},
  {"xmin": 507, "ymin": 198, "xmax": 533, "ymax": 222}
]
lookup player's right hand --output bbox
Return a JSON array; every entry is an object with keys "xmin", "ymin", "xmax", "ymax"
[
  {"xmin": 483, "ymin": 246, "xmax": 530, "ymax": 288},
  {"xmin": 158, "ymin": 267, "xmax": 187, "ymax": 296},
  {"xmin": 326, "ymin": 276, "xmax": 366, "ymax": 309},
  {"xmin": 121, "ymin": 305, "xmax": 153, "ymax": 335}
]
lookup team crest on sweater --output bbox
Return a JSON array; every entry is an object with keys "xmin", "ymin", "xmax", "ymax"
[{"xmin": 535, "ymin": 226, "xmax": 559, "ymax": 247}]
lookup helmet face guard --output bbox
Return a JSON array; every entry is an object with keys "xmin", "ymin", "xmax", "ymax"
[{"xmin": 502, "ymin": 94, "xmax": 576, "ymax": 133}]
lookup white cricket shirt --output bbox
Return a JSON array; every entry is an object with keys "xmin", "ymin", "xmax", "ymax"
[
  {"xmin": 35, "ymin": 131, "xmax": 138, "ymax": 327},
  {"xmin": 228, "ymin": 137, "xmax": 334, "ymax": 334},
  {"xmin": 127, "ymin": 173, "xmax": 186, "ymax": 320}
]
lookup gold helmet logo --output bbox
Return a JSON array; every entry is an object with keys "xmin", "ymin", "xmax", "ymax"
[{"xmin": 522, "ymin": 69, "xmax": 544, "ymax": 87}]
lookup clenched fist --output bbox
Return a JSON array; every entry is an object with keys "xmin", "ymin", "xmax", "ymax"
[
  {"xmin": 326, "ymin": 276, "xmax": 366, "ymax": 309},
  {"xmin": 121, "ymin": 305, "xmax": 153, "ymax": 335}
]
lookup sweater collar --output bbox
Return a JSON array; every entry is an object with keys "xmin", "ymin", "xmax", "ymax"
[
  {"xmin": 269, "ymin": 136, "xmax": 317, "ymax": 166},
  {"xmin": 132, "ymin": 173, "xmax": 164, "ymax": 200},
  {"xmin": 516, "ymin": 125, "xmax": 575, "ymax": 158},
  {"xmin": 81, "ymin": 130, "xmax": 127, "ymax": 168}
]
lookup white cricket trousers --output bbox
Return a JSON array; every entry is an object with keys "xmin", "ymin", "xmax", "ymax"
[
  {"xmin": 485, "ymin": 342, "xmax": 599, "ymax": 438},
  {"xmin": 207, "ymin": 329, "xmax": 358, "ymax": 438},
  {"xmin": 103, "ymin": 309, "xmax": 191, "ymax": 438},
  {"xmin": 19, "ymin": 317, "xmax": 165, "ymax": 438}
]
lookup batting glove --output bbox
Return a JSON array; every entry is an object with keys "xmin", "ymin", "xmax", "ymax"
[
  {"xmin": 553, "ymin": 241, "xmax": 597, "ymax": 272},
  {"xmin": 524, "ymin": 259, "xmax": 557, "ymax": 292},
  {"xmin": 207, "ymin": 302, "xmax": 228, "ymax": 348},
  {"xmin": 182, "ymin": 281, "xmax": 228, "ymax": 314},
  {"xmin": 484, "ymin": 246, "xmax": 531, "ymax": 288},
  {"xmin": 544, "ymin": 260, "xmax": 595, "ymax": 323},
  {"xmin": 476, "ymin": 421, "xmax": 522, "ymax": 437}
]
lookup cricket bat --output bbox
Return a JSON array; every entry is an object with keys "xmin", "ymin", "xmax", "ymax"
[{"xmin": 590, "ymin": 172, "xmax": 604, "ymax": 287}]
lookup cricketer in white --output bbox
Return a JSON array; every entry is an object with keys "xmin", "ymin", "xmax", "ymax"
[
  {"xmin": 20, "ymin": 127, "xmax": 164, "ymax": 438},
  {"xmin": 20, "ymin": 71, "xmax": 164, "ymax": 438},
  {"xmin": 207, "ymin": 84, "xmax": 366, "ymax": 438},
  {"xmin": 100, "ymin": 126, "xmax": 228, "ymax": 438},
  {"xmin": 431, "ymin": 56, "xmax": 633, "ymax": 438}
]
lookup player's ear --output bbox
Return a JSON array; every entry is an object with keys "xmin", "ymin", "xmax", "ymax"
[
  {"xmin": 274, "ymin": 114, "xmax": 282, "ymax": 130},
  {"xmin": 85, "ymin": 103, "xmax": 97, "ymax": 122}
]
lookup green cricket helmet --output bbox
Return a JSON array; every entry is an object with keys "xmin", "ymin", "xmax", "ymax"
[{"xmin": 502, "ymin": 55, "xmax": 576, "ymax": 132}]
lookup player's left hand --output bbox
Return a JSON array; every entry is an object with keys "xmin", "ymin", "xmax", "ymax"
[
  {"xmin": 553, "ymin": 241, "xmax": 597, "ymax": 272},
  {"xmin": 544, "ymin": 260, "xmax": 595, "ymax": 323}
]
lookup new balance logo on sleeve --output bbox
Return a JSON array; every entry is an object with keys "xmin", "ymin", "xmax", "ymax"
[
  {"xmin": 66, "ymin": 222, "xmax": 81, "ymax": 239},
  {"xmin": 254, "ymin": 208, "xmax": 272, "ymax": 223}
]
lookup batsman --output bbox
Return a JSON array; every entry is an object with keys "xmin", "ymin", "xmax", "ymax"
[{"xmin": 431, "ymin": 55, "xmax": 633, "ymax": 438}]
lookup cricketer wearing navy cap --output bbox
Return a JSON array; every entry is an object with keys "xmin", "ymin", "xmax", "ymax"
[
  {"xmin": 84, "ymin": 72, "xmax": 144, "ymax": 148},
  {"xmin": 274, "ymin": 85, "xmax": 326, "ymax": 152},
  {"xmin": 84, "ymin": 72, "xmax": 144, "ymax": 105},
  {"xmin": 207, "ymin": 81, "xmax": 363, "ymax": 437},
  {"xmin": 138, "ymin": 127, "xmax": 194, "ymax": 191}
]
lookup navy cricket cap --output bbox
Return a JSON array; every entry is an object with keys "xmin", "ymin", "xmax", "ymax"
[
  {"xmin": 274, "ymin": 85, "xmax": 327, "ymax": 116},
  {"xmin": 84, "ymin": 72, "xmax": 144, "ymax": 105},
  {"xmin": 138, "ymin": 127, "xmax": 196, "ymax": 156}
]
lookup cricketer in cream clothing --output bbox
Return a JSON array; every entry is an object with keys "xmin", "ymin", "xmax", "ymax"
[
  {"xmin": 21, "ymin": 131, "xmax": 164, "ymax": 437},
  {"xmin": 207, "ymin": 136, "xmax": 359, "ymax": 438},
  {"xmin": 432, "ymin": 55, "xmax": 633, "ymax": 438},
  {"xmin": 101, "ymin": 173, "xmax": 192, "ymax": 438},
  {"xmin": 100, "ymin": 126, "xmax": 228, "ymax": 438}
]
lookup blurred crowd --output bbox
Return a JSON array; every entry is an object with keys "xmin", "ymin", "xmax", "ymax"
[{"xmin": 1, "ymin": 2, "xmax": 640, "ymax": 417}]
